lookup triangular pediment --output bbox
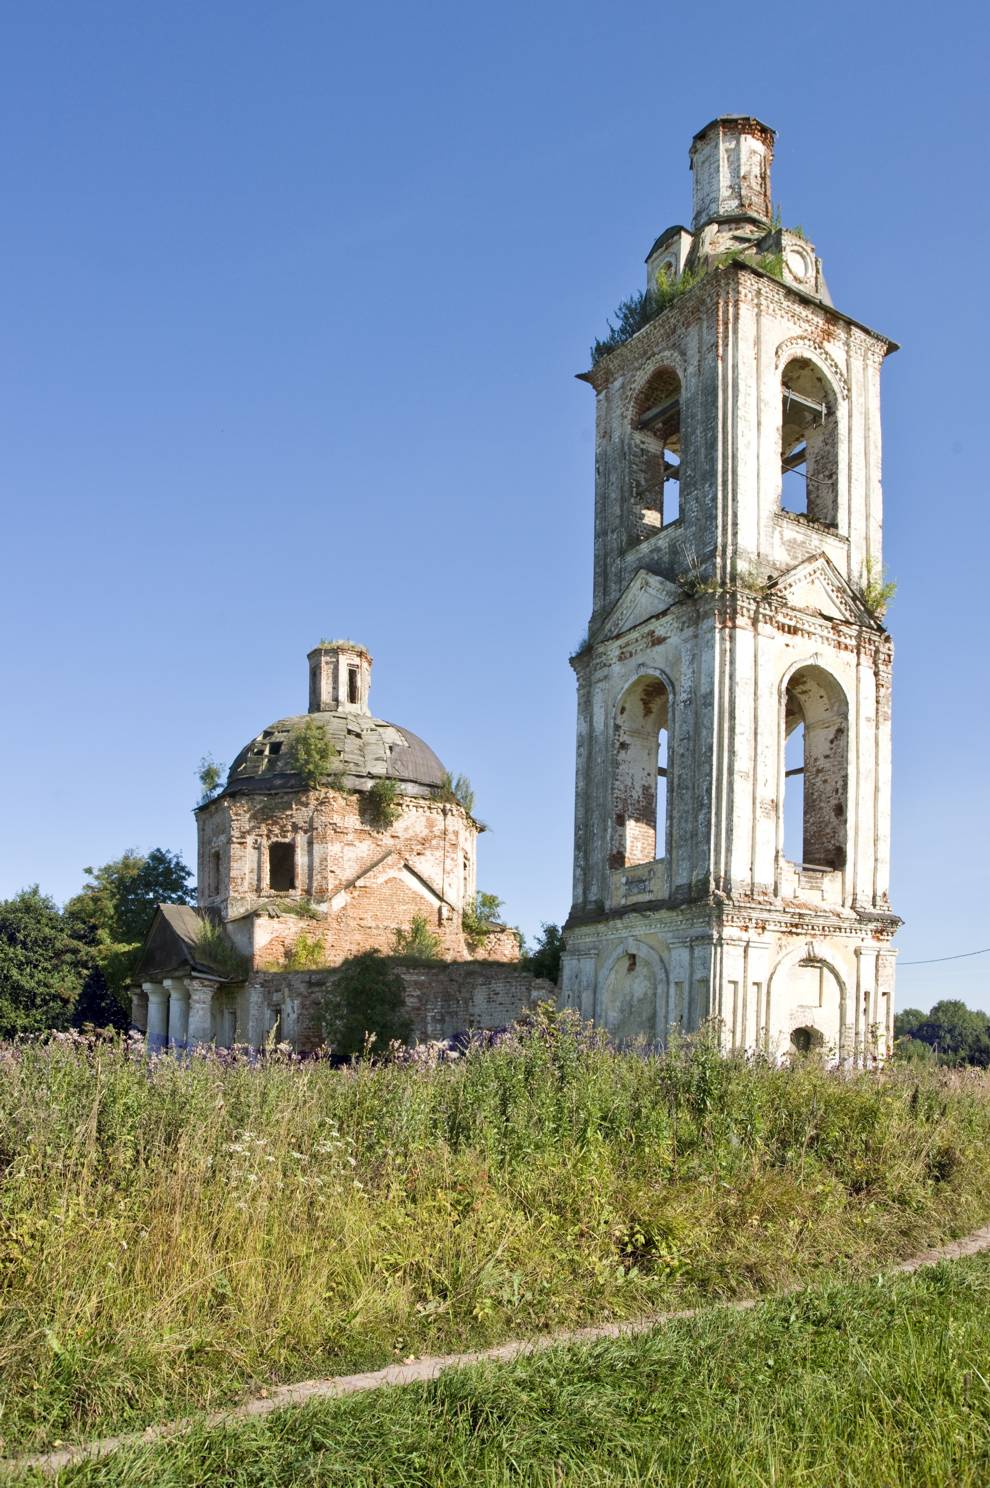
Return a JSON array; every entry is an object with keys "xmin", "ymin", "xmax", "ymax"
[
  {"xmin": 769, "ymin": 554, "xmax": 877, "ymax": 627},
  {"xmin": 596, "ymin": 569, "xmax": 684, "ymax": 643}
]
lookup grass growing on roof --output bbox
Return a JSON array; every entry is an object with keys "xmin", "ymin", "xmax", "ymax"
[{"xmin": 0, "ymin": 1010, "xmax": 989, "ymax": 1455}]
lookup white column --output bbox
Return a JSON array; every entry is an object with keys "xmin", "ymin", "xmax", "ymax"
[
  {"xmin": 164, "ymin": 978, "xmax": 190, "ymax": 1049},
  {"xmin": 144, "ymin": 982, "xmax": 169, "ymax": 1052},
  {"xmin": 186, "ymin": 979, "xmax": 216, "ymax": 1047},
  {"xmin": 130, "ymin": 987, "xmax": 148, "ymax": 1034}
]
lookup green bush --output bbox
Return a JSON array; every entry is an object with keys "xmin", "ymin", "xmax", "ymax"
[
  {"xmin": 196, "ymin": 754, "xmax": 226, "ymax": 804},
  {"xmin": 282, "ymin": 931, "xmax": 328, "ymax": 971},
  {"xmin": 393, "ymin": 915, "xmax": 442, "ymax": 959},
  {"xmin": 366, "ymin": 778, "xmax": 401, "ymax": 829},
  {"xmin": 433, "ymin": 771, "xmax": 475, "ymax": 817},
  {"xmin": 323, "ymin": 950, "xmax": 413, "ymax": 1056},
  {"xmin": 287, "ymin": 719, "xmax": 343, "ymax": 789}
]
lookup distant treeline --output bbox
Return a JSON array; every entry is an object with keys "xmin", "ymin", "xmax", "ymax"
[{"xmin": 894, "ymin": 1000, "xmax": 990, "ymax": 1067}]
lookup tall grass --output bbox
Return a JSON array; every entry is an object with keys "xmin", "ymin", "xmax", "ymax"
[
  {"xmin": 1, "ymin": 1009, "xmax": 989, "ymax": 1453},
  {"xmin": 14, "ymin": 1256, "xmax": 990, "ymax": 1486}
]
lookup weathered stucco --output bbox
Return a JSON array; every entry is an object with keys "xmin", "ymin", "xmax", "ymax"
[{"xmin": 562, "ymin": 117, "xmax": 899, "ymax": 1063}]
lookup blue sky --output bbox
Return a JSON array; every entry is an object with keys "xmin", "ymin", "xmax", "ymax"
[{"xmin": 2, "ymin": 1, "xmax": 987, "ymax": 1011}]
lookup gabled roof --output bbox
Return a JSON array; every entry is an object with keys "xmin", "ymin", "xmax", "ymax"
[
  {"xmin": 131, "ymin": 904, "xmax": 231, "ymax": 984},
  {"xmin": 592, "ymin": 569, "xmax": 685, "ymax": 646},
  {"xmin": 767, "ymin": 553, "xmax": 882, "ymax": 630}
]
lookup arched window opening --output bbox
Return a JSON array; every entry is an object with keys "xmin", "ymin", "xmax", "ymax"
[
  {"xmin": 790, "ymin": 1024, "xmax": 824, "ymax": 1057},
  {"xmin": 782, "ymin": 667, "xmax": 848, "ymax": 870},
  {"xmin": 611, "ymin": 676, "xmax": 671, "ymax": 868},
  {"xmin": 630, "ymin": 368, "xmax": 681, "ymax": 545},
  {"xmin": 780, "ymin": 358, "xmax": 837, "ymax": 526}
]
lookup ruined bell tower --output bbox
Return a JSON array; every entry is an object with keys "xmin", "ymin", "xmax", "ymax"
[{"xmin": 561, "ymin": 117, "xmax": 899, "ymax": 1062}]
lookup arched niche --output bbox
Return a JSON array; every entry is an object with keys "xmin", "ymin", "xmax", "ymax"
[
  {"xmin": 598, "ymin": 939, "xmax": 669, "ymax": 1043},
  {"xmin": 767, "ymin": 944, "xmax": 848, "ymax": 1059}
]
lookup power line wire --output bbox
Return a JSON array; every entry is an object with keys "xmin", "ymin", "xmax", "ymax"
[{"xmin": 899, "ymin": 947, "xmax": 990, "ymax": 968}]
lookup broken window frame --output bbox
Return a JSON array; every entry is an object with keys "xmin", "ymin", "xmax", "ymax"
[{"xmin": 268, "ymin": 841, "xmax": 296, "ymax": 892}]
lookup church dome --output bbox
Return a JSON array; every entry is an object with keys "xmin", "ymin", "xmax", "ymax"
[
  {"xmin": 223, "ymin": 711, "xmax": 446, "ymax": 797},
  {"xmin": 219, "ymin": 642, "xmax": 446, "ymax": 800}
]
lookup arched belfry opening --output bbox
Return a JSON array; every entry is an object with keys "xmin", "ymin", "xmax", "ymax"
[
  {"xmin": 782, "ymin": 666, "xmax": 848, "ymax": 870},
  {"xmin": 611, "ymin": 676, "xmax": 671, "ymax": 869},
  {"xmin": 780, "ymin": 358, "xmax": 838, "ymax": 526},
  {"xmin": 629, "ymin": 367, "xmax": 681, "ymax": 544}
]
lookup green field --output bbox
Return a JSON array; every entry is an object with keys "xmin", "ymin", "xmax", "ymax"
[
  {"xmin": 1, "ymin": 1012, "xmax": 989, "ymax": 1459},
  {"xmin": 9, "ymin": 1255, "xmax": 990, "ymax": 1486}
]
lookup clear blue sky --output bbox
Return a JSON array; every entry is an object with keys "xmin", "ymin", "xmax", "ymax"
[{"xmin": 2, "ymin": 1, "xmax": 987, "ymax": 1011}]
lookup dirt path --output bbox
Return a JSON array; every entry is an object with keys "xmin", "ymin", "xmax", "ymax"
[{"xmin": 9, "ymin": 1222, "xmax": 990, "ymax": 1478}]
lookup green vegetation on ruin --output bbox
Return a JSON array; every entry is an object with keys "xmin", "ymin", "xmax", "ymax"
[
  {"xmin": 0, "ymin": 1011, "xmax": 989, "ymax": 1457},
  {"xmin": 366, "ymin": 777, "xmax": 401, "ymax": 829},
  {"xmin": 591, "ymin": 253, "xmax": 786, "ymax": 366},
  {"xmin": 285, "ymin": 718, "xmax": 344, "ymax": 789},
  {"xmin": 11, "ymin": 1254, "xmax": 990, "ymax": 1486}
]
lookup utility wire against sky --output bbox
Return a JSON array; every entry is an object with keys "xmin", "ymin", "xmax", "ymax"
[{"xmin": 899, "ymin": 947, "xmax": 990, "ymax": 967}]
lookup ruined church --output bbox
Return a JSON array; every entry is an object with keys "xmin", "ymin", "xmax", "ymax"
[
  {"xmin": 132, "ymin": 116, "xmax": 899, "ymax": 1061},
  {"xmin": 560, "ymin": 116, "xmax": 899, "ymax": 1062},
  {"xmin": 131, "ymin": 642, "xmax": 535, "ymax": 1052}
]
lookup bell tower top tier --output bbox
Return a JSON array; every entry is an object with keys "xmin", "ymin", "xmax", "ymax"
[{"xmin": 689, "ymin": 116, "xmax": 775, "ymax": 230}]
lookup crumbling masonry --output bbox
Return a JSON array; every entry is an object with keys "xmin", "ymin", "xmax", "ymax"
[{"xmin": 560, "ymin": 117, "xmax": 900, "ymax": 1061}]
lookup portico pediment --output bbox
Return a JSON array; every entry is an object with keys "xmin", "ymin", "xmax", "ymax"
[
  {"xmin": 768, "ymin": 554, "xmax": 878, "ymax": 628},
  {"xmin": 595, "ymin": 569, "xmax": 684, "ymax": 644}
]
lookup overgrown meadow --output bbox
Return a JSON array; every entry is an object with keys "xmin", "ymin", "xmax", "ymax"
[{"xmin": 1, "ymin": 1009, "xmax": 989, "ymax": 1455}]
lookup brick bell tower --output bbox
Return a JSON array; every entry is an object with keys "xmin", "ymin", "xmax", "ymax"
[{"xmin": 560, "ymin": 117, "xmax": 900, "ymax": 1063}]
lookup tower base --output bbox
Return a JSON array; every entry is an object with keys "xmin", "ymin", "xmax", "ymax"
[{"xmin": 561, "ymin": 898, "xmax": 898, "ymax": 1064}]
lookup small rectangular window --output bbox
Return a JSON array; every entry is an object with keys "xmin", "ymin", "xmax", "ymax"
[
  {"xmin": 209, "ymin": 849, "xmax": 221, "ymax": 898},
  {"xmin": 268, "ymin": 841, "xmax": 296, "ymax": 891},
  {"xmin": 268, "ymin": 741, "xmax": 283, "ymax": 757},
  {"xmin": 348, "ymin": 667, "xmax": 359, "ymax": 704}
]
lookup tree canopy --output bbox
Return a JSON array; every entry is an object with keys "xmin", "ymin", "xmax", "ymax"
[
  {"xmin": 63, "ymin": 847, "xmax": 195, "ymax": 1024},
  {"xmin": 894, "ymin": 999, "xmax": 990, "ymax": 1067},
  {"xmin": 523, "ymin": 922, "xmax": 564, "ymax": 986},
  {"xmin": 0, "ymin": 887, "xmax": 87, "ymax": 1038}
]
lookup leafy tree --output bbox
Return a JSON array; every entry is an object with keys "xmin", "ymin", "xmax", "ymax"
[
  {"xmin": 916, "ymin": 1000, "xmax": 990, "ymax": 1067},
  {"xmin": 64, "ymin": 848, "xmax": 195, "ymax": 1015},
  {"xmin": 893, "ymin": 1007, "xmax": 925, "ymax": 1041},
  {"xmin": 0, "ymin": 888, "xmax": 86, "ymax": 1037},
  {"xmin": 324, "ymin": 951, "xmax": 413, "ymax": 1057},
  {"xmin": 523, "ymin": 922, "xmax": 564, "ymax": 986},
  {"xmin": 894, "ymin": 999, "xmax": 990, "ymax": 1067},
  {"xmin": 462, "ymin": 890, "xmax": 505, "ymax": 952},
  {"xmin": 287, "ymin": 719, "xmax": 342, "ymax": 788}
]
